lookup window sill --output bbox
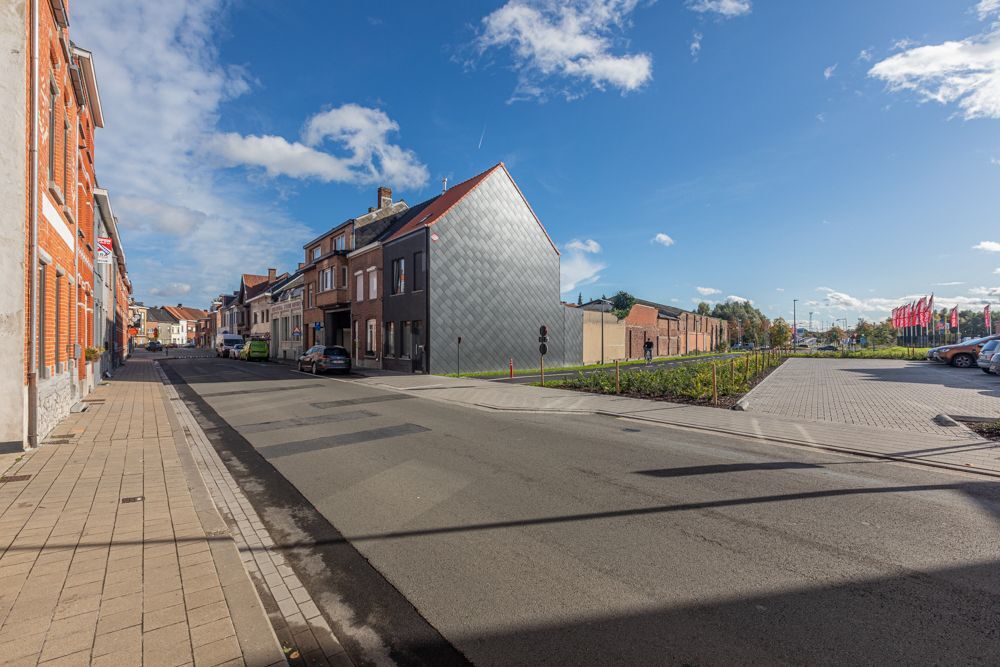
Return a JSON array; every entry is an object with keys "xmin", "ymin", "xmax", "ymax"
[
  {"xmin": 62, "ymin": 205, "xmax": 76, "ymax": 225},
  {"xmin": 48, "ymin": 181, "xmax": 65, "ymax": 206}
]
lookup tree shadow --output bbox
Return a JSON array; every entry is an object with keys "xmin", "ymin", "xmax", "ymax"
[
  {"xmin": 635, "ymin": 462, "xmax": 823, "ymax": 477},
  {"xmin": 839, "ymin": 364, "xmax": 1000, "ymax": 402}
]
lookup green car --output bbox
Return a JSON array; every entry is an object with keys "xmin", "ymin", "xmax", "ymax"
[{"xmin": 241, "ymin": 339, "xmax": 269, "ymax": 361}]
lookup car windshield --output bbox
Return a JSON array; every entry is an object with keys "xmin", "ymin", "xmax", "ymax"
[
  {"xmin": 982, "ymin": 340, "xmax": 1000, "ymax": 352},
  {"xmin": 324, "ymin": 347, "xmax": 348, "ymax": 356}
]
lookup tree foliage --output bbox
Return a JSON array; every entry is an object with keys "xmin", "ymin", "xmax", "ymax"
[
  {"xmin": 710, "ymin": 300, "xmax": 770, "ymax": 344},
  {"xmin": 769, "ymin": 318, "xmax": 792, "ymax": 348},
  {"xmin": 610, "ymin": 290, "xmax": 636, "ymax": 320}
]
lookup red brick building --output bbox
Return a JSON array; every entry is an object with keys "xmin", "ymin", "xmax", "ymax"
[
  {"xmin": 0, "ymin": 0, "xmax": 130, "ymax": 449},
  {"xmin": 584, "ymin": 299, "xmax": 728, "ymax": 360}
]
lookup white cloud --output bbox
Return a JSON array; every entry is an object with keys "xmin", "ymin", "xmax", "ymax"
[
  {"xmin": 726, "ymin": 295, "xmax": 751, "ymax": 304},
  {"xmin": 212, "ymin": 104, "xmax": 429, "ymax": 189},
  {"xmin": 565, "ymin": 238, "xmax": 602, "ymax": 253},
  {"xmin": 858, "ymin": 48, "xmax": 873, "ymax": 62},
  {"xmin": 477, "ymin": 0, "xmax": 652, "ymax": 101},
  {"xmin": 149, "ymin": 282, "xmax": 192, "ymax": 297},
  {"xmin": 974, "ymin": 240, "xmax": 1000, "ymax": 251},
  {"xmin": 560, "ymin": 239, "xmax": 606, "ymax": 293},
  {"xmin": 687, "ymin": 0, "xmax": 752, "ymax": 18},
  {"xmin": 869, "ymin": 21, "xmax": 1000, "ymax": 119},
  {"xmin": 815, "ymin": 286, "xmax": 994, "ymax": 313},
  {"xmin": 994, "ymin": 267, "xmax": 1000, "ymax": 274},
  {"xmin": 934, "ymin": 281, "xmax": 965, "ymax": 286},
  {"xmin": 816, "ymin": 112, "xmax": 827, "ymax": 123},
  {"xmin": 116, "ymin": 196, "xmax": 207, "ymax": 236},
  {"xmin": 696, "ymin": 286, "xmax": 721, "ymax": 296},
  {"xmin": 776, "ymin": 287, "xmax": 785, "ymax": 292},
  {"xmin": 992, "ymin": 156, "xmax": 1000, "ymax": 165},
  {"xmin": 892, "ymin": 38, "xmax": 919, "ymax": 52},
  {"xmin": 969, "ymin": 285, "xmax": 1000, "ymax": 296},
  {"xmin": 824, "ymin": 63, "xmax": 838, "ymax": 79},
  {"xmin": 73, "ymin": 0, "xmax": 312, "ymax": 307},
  {"xmin": 690, "ymin": 31, "xmax": 703, "ymax": 59},
  {"xmin": 651, "ymin": 232, "xmax": 675, "ymax": 246},
  {"xmin": 977, "ymin": 0, "xmax": 1000, "ymax": 21}
]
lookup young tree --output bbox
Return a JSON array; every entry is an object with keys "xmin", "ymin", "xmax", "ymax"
[
  {"xmin": 696, "ymin": 302, "xmax": 711, "ymax": 316},
  {"xmin": 769, "ymin": 318, "xmax": 792, "ymax": 349},
  {"xmin": 610, "ymin": 290, "xmax": 636, "ymax": 320},
  {"xmin": 823, "ymin": 326, "xmax": 845, "ymax": 345},
  {"xmin": 577, "ymin": 292, "xmax": 583, "ymax": 306}
]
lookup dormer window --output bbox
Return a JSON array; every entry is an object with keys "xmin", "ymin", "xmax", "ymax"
[{"xmin": 310, "ymin": 246, "xmax": 320, "ymax": 261}]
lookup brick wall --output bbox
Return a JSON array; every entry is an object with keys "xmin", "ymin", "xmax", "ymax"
[{"xmin": 348, "ymin": 246, "xmax": 383, "ymax": 367}]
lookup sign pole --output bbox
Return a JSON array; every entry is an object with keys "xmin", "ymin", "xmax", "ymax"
[{"xmin": 540, "ymin": 354, "xmax": 544, "ymax": 387}]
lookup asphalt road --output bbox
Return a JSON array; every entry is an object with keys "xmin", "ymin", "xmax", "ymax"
[
  {"xmin": 161, "ymin": 354, "xmax": 1000, "ymax": 666},
  {"xmin": 490, "ymin": 352, "xmax": 744, "ymax": 384}
]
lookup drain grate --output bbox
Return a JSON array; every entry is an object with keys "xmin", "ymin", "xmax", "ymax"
[
  {"xmin": 0, "ymin": 475, "xmax": 31, "ymax": 483},
  {"xmin": 120, "ymin": 496, "xmax": 144, "ymax": 504}
]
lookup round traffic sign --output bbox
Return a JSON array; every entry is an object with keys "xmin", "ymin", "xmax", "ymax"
[
  {"xmin": 539, "ymin": 343, "xmax": 548, "ymax": 355},
  {"xmin": 539, "ymin": 325, "xmax": 548, "ymax": 337}
]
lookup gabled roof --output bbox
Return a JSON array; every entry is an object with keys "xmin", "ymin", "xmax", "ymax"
[
  {"xmin": 385, "ymin": 164, "xmax": 500, "ymax": 243},
  {"xmin": 383, "ymin": 163, "xmax": 556, "ymax": 253},
  {"xmin": 237, "ymin": 274, "xmax": 268, "ymax": 303},
  {"xmin": 146, "ymin": 307, "xmax": 178, "ymax": 324},
  {"xmin": 634, "ymin": 298, "xmax": 684, "ymax": 320},
  {"xmin": 353, "ymin": 197, "xmax": 438, "ymax": 250},
  {"xmin": 164, "ymin": 306, "xmax": 208, "ymax": 322}
]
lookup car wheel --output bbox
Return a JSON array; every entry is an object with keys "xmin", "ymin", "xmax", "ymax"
[
  {"xmin": 312, "ymin": 362, "xmax": 319, "ymax": 375},
  {"xmin": 952, "ymin": 354, "xmax": 974, "ymax": 368},
  {"xmin": 982, "ymin": 367, "xmax": 993, "ymax": 374}
]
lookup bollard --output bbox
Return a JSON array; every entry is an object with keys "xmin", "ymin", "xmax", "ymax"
[
  {"xmin": 509, "ymin": 357, "xmax": 514, "ymax": 379},
  {"xmin": 615, "ymin": 359, "xmax": 620, "ymax": 394},
  {"xmin": 540, "ymin": 354, "xmax": 545, "ymax": 387},
  {"xmin": 712, "ymin": 363, "xmax": 718, "ymax": 406}
]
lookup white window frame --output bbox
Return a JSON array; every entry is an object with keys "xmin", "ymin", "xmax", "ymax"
[
  {"xmin": 355, "ymin": 271, "xmax": 363, "ymax": 302},
  {"xmin": 367, "ymin": 266, "xmax": 377, "ymax": 301}
]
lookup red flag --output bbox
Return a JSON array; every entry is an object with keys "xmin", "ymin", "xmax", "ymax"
[
  {"xmin": 949, "ymin": 306, "xmax": 958, "ymax": 329},
  {"xmin": 915, "ymin": 298, "xmax": 925, "ymax": 327},
  {"xmin": 926, "ymin": 295, "xmax": 934, "ymax": 325},
  {"xmin": 986, "ymin": 304, "xmax": 992, "ymax": 334}
]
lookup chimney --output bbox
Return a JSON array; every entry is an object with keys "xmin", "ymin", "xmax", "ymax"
[
  {"xmin": 267, "ymin": 268, "xmax": 276, "ymax": 283},
  {"xmin": 377, "ymin": 186, "xmax": 392, "ymax": 209},
  {"xmin": 442, "ymin": 177, "xmax": 448, "ymax": 193}
]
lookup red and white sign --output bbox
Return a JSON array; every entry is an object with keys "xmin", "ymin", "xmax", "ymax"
[
  {"xmin": 96, "ymin": 236, "xmax": 113, "ymax": 264},
  {"xmin": 986, "ymin": 304, "xmax": 992, "ymax": 334}
]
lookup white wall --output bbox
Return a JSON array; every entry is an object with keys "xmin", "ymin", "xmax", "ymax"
[{"xmin": 0, "ymin": 1, "xmax": 27, "ymax": 448}]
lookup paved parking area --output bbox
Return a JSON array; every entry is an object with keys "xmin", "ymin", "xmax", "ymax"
[{"xmin": 745, "ymin": 359, "xmax": 1000, "ymax": 436}]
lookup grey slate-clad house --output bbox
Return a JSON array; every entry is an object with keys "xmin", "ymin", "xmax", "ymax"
[{"xmin": 381, "ymin": 163, "xmax": 582, "ymax": 374}]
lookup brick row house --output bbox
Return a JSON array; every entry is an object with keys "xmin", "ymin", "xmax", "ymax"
[
  {"xmin": 582, "ymin": 299, "xmax": 729, "ymax": 359},
  {"xmin": 1, "ymin": 0, "xmax": 132, "ymax": 450},
  {"xmin": 163, "ymin": 305, "xmax": 209, "ymax": 345}
]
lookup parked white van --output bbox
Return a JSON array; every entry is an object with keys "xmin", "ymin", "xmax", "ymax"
[{"xmin": 215, "ymin": 334, "xmax": 244, "ymax": 358}]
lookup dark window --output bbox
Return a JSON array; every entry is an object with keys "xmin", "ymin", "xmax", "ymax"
[
  {"xmin": 55, "ymin": 274, "xmax": 62, "ymax": 367},
  {"xmin": 48, "ymin": 83, "xmax": 57, "ymax": 182},
  {"xmin": 401, "ymin": 321, "xmax": 412, "ymax": 359},
  {"xmin": 324, "ymin": 346, "xmax": 348, "ymax": 356},
  {"xmin": 63, "ymin": 120, "xmax": 70, "ymax": 195},
  {"xmin": 413, "ymin": 252, "xmax": 425, "ymax": 291},
  {"xmin": 341, "ymin": 266, "xmax": 347, "ymax": 287},
  {"xmin": 392, "ymin": 258, "xmax": 405, "ymax": 295},
  {"xmin": 38, "ymin": 264, "xmax": 46, "ymax": 370},
  {"xmin": 384, "ymin": 321, "xmax": 395, "ymax": 357}
]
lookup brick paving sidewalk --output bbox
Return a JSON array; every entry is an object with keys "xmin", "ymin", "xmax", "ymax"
[{"xmin": 0, "ymin": 358, "xmax": 285, "ymax": 666}]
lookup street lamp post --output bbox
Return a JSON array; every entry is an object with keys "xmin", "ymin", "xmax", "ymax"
[{"xmin": 793, "ymin": 299, "xmax": 798, "ymax": 349}]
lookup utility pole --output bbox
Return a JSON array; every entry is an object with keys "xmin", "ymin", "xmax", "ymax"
[
  {"xmin": 793, "ymin": 299, "xmax": 798, "ymax": 348},
  {"xmin": 809, "ymin": 311, "xmax": 814, "ymax": 334}
]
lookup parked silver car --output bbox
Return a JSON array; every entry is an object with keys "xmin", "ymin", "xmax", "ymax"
[
  {"xmin": 991, "ymin": 351, "xmax": 1000, "ymax": 375},
  {"xmin": 977, "ymin": 340, "xmax": 1000, "ymax": 373}
]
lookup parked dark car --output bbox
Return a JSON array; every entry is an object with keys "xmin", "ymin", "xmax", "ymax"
[
  {"xmin": 297, "ymin": 345, "xmax": 351, "ymax": 374},
  {"xmin": 977, "ymin": 340, "xmax": 1000, "ymax": 373},
  {"xmin": 817, "ymin": 344, "xmax": 838, "ymax": 352},
  {"xmin": 146, "ymin": 341, "xmax": 163, "ymax": 352}
]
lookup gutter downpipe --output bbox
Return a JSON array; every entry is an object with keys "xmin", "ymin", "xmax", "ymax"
[{"xmin": 27, "ymin": 0, "xmax": 40, "ymax": 449}]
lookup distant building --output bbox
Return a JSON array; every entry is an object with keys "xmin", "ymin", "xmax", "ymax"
[
  {"xmin": 163, "ymin": 305, "xmax": 209, "ymax": 345},
  {"xmin": 268, "ymin": 270, "xmax": 305, "ymax": 361},
  {"xmin": 582, "ymin": 299, "xmax": 728, "ymax": 359}
]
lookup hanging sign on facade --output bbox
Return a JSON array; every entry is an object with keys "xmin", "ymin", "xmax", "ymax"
[{"xmin": 96, "ymin": 236, "xmax": 113, "ymax": 264}]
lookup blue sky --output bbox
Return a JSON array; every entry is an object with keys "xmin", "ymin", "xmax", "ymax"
[{"xmin": 75, "ymin": 0, "xmax": 1000, "ymax": 329}]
